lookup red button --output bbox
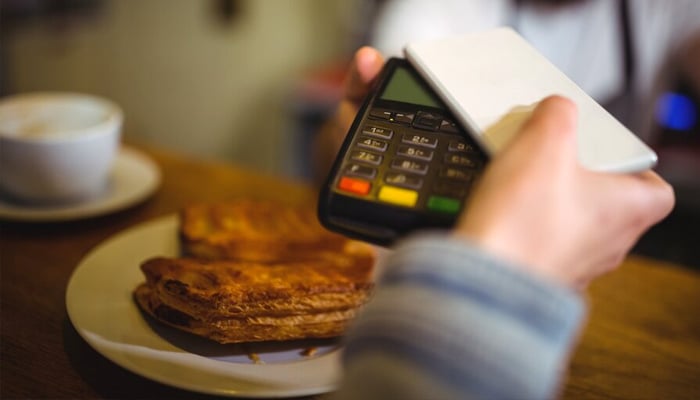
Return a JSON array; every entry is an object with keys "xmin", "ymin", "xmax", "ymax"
[{"xmin": 338, "ymin": 176, "xmax": 371, "ymax": 195}]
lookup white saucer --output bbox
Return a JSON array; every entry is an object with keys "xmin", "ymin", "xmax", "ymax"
[{"xmin": 0, "ymin": 147, "xmax": 160, "ymax": 222}]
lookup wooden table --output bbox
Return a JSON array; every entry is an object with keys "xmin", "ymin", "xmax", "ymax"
[{"xmin": 2, "ymin": 145, "xmax": 699, "ymax": 399}]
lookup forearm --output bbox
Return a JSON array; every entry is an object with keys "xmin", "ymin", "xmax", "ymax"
[{"xmin": 334, "ymin": 234, "xmax": 585, "ymax": 400}]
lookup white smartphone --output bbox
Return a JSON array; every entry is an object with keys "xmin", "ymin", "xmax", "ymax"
[{"xmin": 404, "ymin": 27, "xmax": 657, "ymax": 173}]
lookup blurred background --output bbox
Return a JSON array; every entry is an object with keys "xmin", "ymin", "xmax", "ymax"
[
  {"xmin": 1, "ymin": 0, "xmax": 378, "ymax": 177},
  {"xmin": 1, "ymin": 0, "xmax": 698, "ymax": 268}
]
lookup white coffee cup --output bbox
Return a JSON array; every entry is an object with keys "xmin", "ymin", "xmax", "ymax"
[{"xmin": 0, "ymin": 92, "xmax": 123, "ymax": 204}]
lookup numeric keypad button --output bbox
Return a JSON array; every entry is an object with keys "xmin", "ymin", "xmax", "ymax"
[
  {"xmin": 391, "ymin": 159, "xmax": 429, "ymax": 175},
  {"xmin": 444, "ymin": 154, "xmax": 480, "ymax": 168},
  {"xmin": 397, "ymin": 145, "xmax": 434, "ymax": 161},
  {"xmin": 439, "ymin": 167, "xmax": 475, "ymax": 182},
  {"xmin": 351, "ymin": 151, "xmax": 382, "ymax": 165},
  {"xmin": 362, "ymin": 126, "xmax": 393, "ymax": 139},
  {"xmin": 448, "ymin": 140, "xmax": 478, "ymax": 153},
  {"xmin": 401, "ymin": 133, "xmax": 438, "ymax": 148},
  {"xmin": 357, "ymin": 136, "xmax": 388, "ymax": 152},
  {"xmin": 344, "ymin": 163, "xmax": 377, "ymax": 179}
]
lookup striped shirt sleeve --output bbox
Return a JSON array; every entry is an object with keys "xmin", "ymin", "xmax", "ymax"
[{"xmin": 333, "ymin": 233, "xmax": 585, "ymax": 400}]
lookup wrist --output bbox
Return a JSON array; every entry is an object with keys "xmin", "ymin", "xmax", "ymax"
[{"xmin": 451, "ymin": 229, "xmax": 573, "ymax": 290}]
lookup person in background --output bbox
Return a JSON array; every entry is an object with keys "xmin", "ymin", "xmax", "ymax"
[
  {"xmin": 318, "ymin": 47, "xmax": 674, "ymax": 399},
  {"xmin": 369, "ymin": 0, "xmax": 700, "ymax": 144}
]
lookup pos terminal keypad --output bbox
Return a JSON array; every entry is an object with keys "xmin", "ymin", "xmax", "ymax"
[
  {"xmin": 318, "ymin": 57, "xmax": 487, "ymax": 246},
  {"xmin": 336, "ymin": 108, "xmax": 484, "ymax": 215}
]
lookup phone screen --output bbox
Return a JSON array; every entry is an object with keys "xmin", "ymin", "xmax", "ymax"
[{"xmin": 379, "ymin": 66, "xmax": 442, "ymax": 108}]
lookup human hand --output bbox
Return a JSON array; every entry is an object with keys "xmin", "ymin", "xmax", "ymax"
[
  {"xmin": 454, "ymin": 96, "xmax": 675, "ymax": 290},
  {"xmin": 313, "ymin": 47, "xmax": 385, "ymax": 184}
]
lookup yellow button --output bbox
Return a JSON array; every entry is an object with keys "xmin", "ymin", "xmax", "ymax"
[{"xmin": 378, "ymin": 185, "xmax": 418, "ymax": 207}]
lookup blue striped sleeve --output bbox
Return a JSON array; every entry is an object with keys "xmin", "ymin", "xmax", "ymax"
[{"xmin": 333, "ymin": 233, "xmax": 585, "ymax": 400}]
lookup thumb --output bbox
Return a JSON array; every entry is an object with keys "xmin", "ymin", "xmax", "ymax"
[
  {"xmin": 344, "ymin": 47, "xmax": 385, "ymax": 102},
  {"xmin": 512, "ymin": 96, "xmax": 579, "ymax": 164}
]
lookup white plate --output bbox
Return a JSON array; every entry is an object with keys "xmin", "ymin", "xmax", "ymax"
[
  {"xmin": 65, "ymin": 215, "xmax": 342, "ymax": 398},
  {"xmin": 0, "ymin": 147, "xmax": 160, "ymax": 222}
]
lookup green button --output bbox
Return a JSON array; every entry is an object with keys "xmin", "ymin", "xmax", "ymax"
[{"xmin": 427, "ymin": 196, "xmax": 461, "ymax": 214}]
